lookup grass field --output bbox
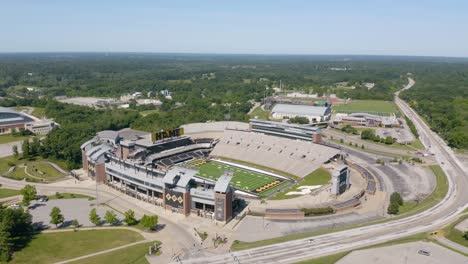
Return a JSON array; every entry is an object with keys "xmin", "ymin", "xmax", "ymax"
[
  {"xmin": 249, "ymin": 106, "xmax": 270, "ymax": 120},
  {"xmin": 6, "ymin": 162, "xmax": 66, "ymax": 182},
  {"xmin": 0, "ymin": 155, "xmax": 69, "ymax": 175},
  {"xmin": 25, "ymin": 162, "xmax": 66, "ymax": 181},
  {"xmin": 0, "ymin": 188, "xmax": 20, "ymax": 199},
  {"xmin": 68, "ymin": 241, "xmax": 155, "ymax": 264},
  {"xmin": 9, "ymin": 229, "xmax": 144, "ymax": 264},
  {"xmin": 442, "ymin": 215, "xmax": 468, "ymax": 248},
  {"xmin": 333, "ymin": 100, "xmax": 397, "ymax": 115},
  {"xmin": 189, "ymin": 160, "xmax": 287, "ymax": 196},
  {"xmin": 0, "ymin": 134, "xmax": 30, "ymax": 144},
  {"xmin": 270, "ymin": 168, "xmax": 331, "ymax": 200}
]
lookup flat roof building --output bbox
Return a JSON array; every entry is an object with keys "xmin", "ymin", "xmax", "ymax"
[{"xmin": 271, "ymin": 104, "xmax": 332, "ymax": 123}]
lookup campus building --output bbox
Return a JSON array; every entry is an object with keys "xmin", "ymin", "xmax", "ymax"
[
  {"xmin": 0, "ymin": 107, "xmax": 35, "ymax": 134},
  {"xmin": 271, "ymin": 104, "xmax": 332, "ymax": 123},
  {"xmin": 249, "ymin": 119, "xmax": 322, "ymax": 143},
  {"xmin": 331, "ymin": 113, "xmax": 399, "ymax": 128},
  {"xmin": 81, "ymin": 128, "xmax": 235, "ymax": 222},
  {"xmin": 0, "ymin": 107, "xmax": 57, "ymax": 135}
]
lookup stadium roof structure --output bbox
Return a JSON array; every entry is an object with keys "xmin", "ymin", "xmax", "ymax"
[
  {"xmin": 0, "ymin": 107, "xmax": 35, "ymax": 125},
  {"xmin": 97, "ymin": 130, "xmax": 120, "ymax": 143},
  {"xmin": 164, "ymin": 167, "xmax": 198, "ymax": 188},
  {"xmin": 214, "ymin": 173, "xmax": 233, "ymax": 193},
  {"xmin": 272, "ymin": 104, "xmax": 331, "ymax": 116}
]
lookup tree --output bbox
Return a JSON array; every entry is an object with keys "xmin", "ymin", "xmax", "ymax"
[
  {"xmin": 12, "ymin": 145, "xmax": 18, "ymax": 158},
  {"xmin": 387, "ymin": 202, "xmax": 399, "ymax": 214},
  {"xmin": 384, "ymin": 136, "xmax": 393, "ymax": 145},
  {"xmin": 288, "ymin": 116, "xmax": 309, "ymax": 124},
  {"xmin": 123, "ymin": 210, "xmax": 137, "ymax": 226},
  {"xmin": 104, "ymin": 210, "xmax": 119, "ymax": 225},
  {"xmin": 0, "ymin": 206, "xmax": 33, "ymax": 261},
  {"xmin": 20, "ymin": 185, "xmax": 37, "ymax": 206},
  {"xmin": 463, "ymin": 230, "xmax": 468, "ymax": 241},
  {"xmin": 21, "ymin": 139, "xmax": 30, "ymax": 159},
  {"xmin": 49, "ymin": 207, "xmax": 64, "ymax": 227},
  {"xmin": 30, "ymin": 137, "xmax": 40, "ymax": 156},
  {"xmin": 390, "ymin": 192, "xmax": 404, "ymax": 206},
  {"xmin": 89, "ymin": 208, "xmax": 101, "ymax": 226},
  {"xmin": 140, "ymin": 215, "xmax": 158, "ymax": 230}
]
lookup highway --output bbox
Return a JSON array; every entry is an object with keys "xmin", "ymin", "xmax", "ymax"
[{"xmin": 177, "ymin": 77, "xmax": 468, "ymax": 263}]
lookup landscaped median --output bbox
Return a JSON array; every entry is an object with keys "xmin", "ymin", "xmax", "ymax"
[
  {"xmin": 231, "ymin": 165, "xmax": 449, "ymax": 251},
  {"xmin": 0, "ymin": 155, "xmax": 69, "ymax": 183}
]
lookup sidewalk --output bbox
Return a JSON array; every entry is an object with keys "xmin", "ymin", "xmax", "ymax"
[{"xmin": 435, "ymin": 237, "xmax": 468, "ymax": 255}]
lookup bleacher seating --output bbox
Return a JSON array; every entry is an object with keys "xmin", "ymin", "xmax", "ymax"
[{"xmin": 210, "ymin": 130, "xmax": 340, "ymax": 178}]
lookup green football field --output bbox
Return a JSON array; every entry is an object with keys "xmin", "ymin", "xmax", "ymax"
[
  {"xmin": 333, "ymin": 100, "xmax": 398, "ymax": 115},
  {"xmin": 188, "ymin": 160, "xmax": 287, "ymax": 196}
]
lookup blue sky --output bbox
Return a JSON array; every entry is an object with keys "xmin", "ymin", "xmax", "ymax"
[{"xmin": 1, "ymin": 0, "xmax": 467, "ymax": 57}]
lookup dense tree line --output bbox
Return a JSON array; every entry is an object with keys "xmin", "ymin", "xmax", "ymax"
[
  {"xmin": 0, "ymin": 53, "xmax": 465, "ymax": 171},
  {"xmin": 401, "ymin": 64, "xmax": 468, "ymax": 149}
]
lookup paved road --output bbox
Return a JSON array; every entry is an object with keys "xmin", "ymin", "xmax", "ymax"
[{"xmin": 176, "ymin": 77, "xmax": 468, "ymax": 263}]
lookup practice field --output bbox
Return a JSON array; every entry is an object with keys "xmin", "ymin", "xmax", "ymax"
[
  {"xmin": 187, "ymin": 160, "xmax": 289, "ymax": 196},
  {"xmin": 333, "ymin": 100, "xmax": 398, "ymax": 115}
]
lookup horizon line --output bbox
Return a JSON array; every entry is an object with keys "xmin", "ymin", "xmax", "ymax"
[{"xmin": 0, "ymin": 51, "xmax": 467, "ymax": 60}]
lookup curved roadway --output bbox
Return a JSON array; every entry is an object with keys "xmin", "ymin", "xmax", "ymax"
[{"xmin": 177, "ymin": 78, "xmax": 468, "ymax": 263}]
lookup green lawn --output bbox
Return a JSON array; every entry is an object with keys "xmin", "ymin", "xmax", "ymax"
[
  {"xmin": 270, "ymin": 168, "xmax": 331, "ymax": 200},
  {"xmin": 68, "ymin": 241, "xmax": 155, "ymax": 264},
  {"xmin": 6, "ymin": 166, "xmax": 41, "ymax": 182},
  {"xmin": 12, "ymin": 107, "xmax": 46, "ymax": 118},
  {"xmin": 249, "ymin": 105, "xmax": 270, "ymax": 120},
  {"xmin": 442, "ymin": 215, "xmax": 468, "ymax": 247},
  {"xmin": 293, "ymin": 252, "xmax": 350, "ymax": 264},
  {"xmin": 9, "ymin": 229, "xmax": 144, "ymax": 264},
  {"xmin": 333, "ymin": 100, "xmax": 397, "ymax": 115},
  {"xmin": 0, "ymin": 134, "xmax": 30, "ymax": 144},
  {"xmin": 5, "ymin": 162, "xmax": 67, "ymax": 182},
  {"xmin": 0, "ymin": 188, "xmax": 21, "ymax": 199},
  {"xmin": 32, "ymin": 107, "xmax": 46, "ymax": 118},
  {"xmin": 0, "ymin": 155, "xmax": 69, "ymax": 175},
  {"xmin": 25, "ymin": 162, "xmax": 66, "ymax": 181},
  {"xmin": 192, "ymin": 160, "xmax": 286, "ymax": 196},
  {"xmin": 48, "ymin": 193, "xmax": 95, "ymax": 200}
]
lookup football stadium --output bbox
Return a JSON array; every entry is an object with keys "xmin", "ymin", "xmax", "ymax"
[
  {"xmin": 81, "ymin": 120, "xmax": 344, "ymax": 221},
  {"xmin": 186, "ymin": 159, "xmax": 290, "ymax": 197}
]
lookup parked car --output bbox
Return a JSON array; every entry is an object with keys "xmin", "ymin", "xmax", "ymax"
[{"xmin": 418, "ymin": 249, "xmax": 431, "ymax": 256}]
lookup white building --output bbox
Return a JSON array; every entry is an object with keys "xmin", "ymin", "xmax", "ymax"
[
  {"xmin": 25, "ymin": 120, "xmax": 58, "ymax": 135},
  {"xmin": 271, "ymin": 104, "xmax": 332, "ymax": 122}
]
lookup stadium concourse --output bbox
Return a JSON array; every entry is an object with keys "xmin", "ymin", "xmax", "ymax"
[{"xmin": 210, "ymin": 130, "xmax": 340, "ymax": 178}]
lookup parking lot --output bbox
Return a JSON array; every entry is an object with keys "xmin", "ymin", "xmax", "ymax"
[
  {"xmin": 29, "ymin": 198, "xmax": 124, "ymax": 228},
  {"xmin": 337, "ymin": 241, "xmax": 467, "ymax": 264}
]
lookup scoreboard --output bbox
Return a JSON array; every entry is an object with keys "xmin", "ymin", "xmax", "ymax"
[{"xmin": 151, "ymin": 127, "xmax": 184, "ymax": 142}]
